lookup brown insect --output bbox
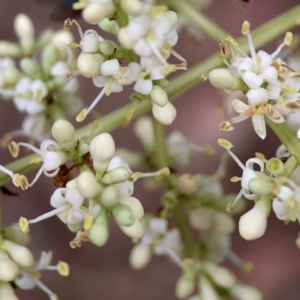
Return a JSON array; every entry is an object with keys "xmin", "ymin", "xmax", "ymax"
[{"xmin": 228, "ymin": 0, "xmax": 252, "ymax": 18}]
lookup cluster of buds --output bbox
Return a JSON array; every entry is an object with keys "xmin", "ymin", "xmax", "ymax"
[
  {"xmin": 11, "ymin": 120, "xmax": 169, "ymax": 247},
  {"xmin": 0, "ymin": 223, "xmax": 69, "ymax": 300},
  {"xmin": 63, "ymin": 3, "xmax": 186, "ymax": 125},
  {"xmin": 0, "ymin": 14, "xmax": 83, "ymax": 146},
  {"xmin": 208, "ymin": 21, "xmax": 300, "ymax": 140}
]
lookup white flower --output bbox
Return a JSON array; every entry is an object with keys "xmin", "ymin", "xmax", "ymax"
[{"xmin": 15, "ymin": 251, "xmax": 69, "ymax": 300}]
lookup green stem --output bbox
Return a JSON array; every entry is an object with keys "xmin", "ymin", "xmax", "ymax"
[
  {"xmin": 1, "ymin": 6, "xmax": 300, "ymax": 185},
  {"xmin": 284, "ymin": 155, "xmax": 298, "ymax": 178},
  {"xmin": 166, "ymin": 0, "xmax": 230, "ymax": 42}
]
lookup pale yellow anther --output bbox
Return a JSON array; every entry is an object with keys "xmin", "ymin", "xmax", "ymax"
[
  {"xmin": 69, "ymin": 240, "xmax": 82, "ymax": 249},
  {"xmin": 256, "ymin": 106, "xmax": 264, "ymax": 115},
  {"xmin": 285, "ymin": 220, "xmax": 290, "ymax": 226},
  {"xmin": 219, "ymin": 120, "xmax": 234, "ymax": 132},
  {"xmin": 230, "ymin": 176, "xmax": 241, "ymax": 182},
  {"xmin": 63, "ymin": 18, "xmax": 73, "ymax": 31},
  {"xmin": 226, "ymin": 202, "xmax": 234, "ymax": 213},
  {"xmin": 35, "ymin": 88, "xmax": 43, "ymax": 103},
  {"xmin": 284, "ymin": 32, "xmax": 293, "ymax": 46},
  {"xmin": 255, "ymin": 152, "xmax": 265, "ymax": 160},
  {"xmin": 271, "ymin": 178, "xmax": 281, "ymax": 195},
  {"xmin": 76, "ymin": 108, "xmax": 87, "ymax": 122},
  {"xmin": 57, "ymin": 261, "xmax": 70, "ymax": 276},
  {"xmin": 226, "ymin": 36, "xmax": 239, "ymax": 49},
  {"xmin": 68, "ymin": 43, "xmax": 80, "ymax": 49},
  {"xmin": 151, "ymin": 5, "xmax": 168, "ymax": 17},
  {"xmin": 161, "ymin": 64, "xmax": 173, "ymax": 76},
  {"xmin": 241, "ymin": 262, "xmax": 253, "ymax": 273},
  {"xmin": 129, "ymin": 172, "xmax": 143, "ymax": 182},
  {"xmin": 200, "ymin": 73, "xmax": 208, "ymax": 82},
  {"xmin": 19, "ymin": 217, "xmax": 30, "ymax": 233},
  {"xmin": 218, "ymin": 138, "xmax": 233, "ymax": 150},
  {"xmin": 105, "ymin": 81, "xmax": 113, "ymax": 96},
  {"xmin": 92, "ymin": 120, "xmax": 99, "ymax": 130},
  {"xmin": 83, "ymin": 213, "xmax": 94, "ymax": 231},
  {"xmin": 13, "ymin": 174, "xmax": 29, "ymax": 190},
  {"xmin": 163, "ymin": 43, "xmax": 172, "ymax": 50},
  {"xmin": 8, "ymin": 141, "xmax": 19, "ymax": 157},
  {"xmin": 242, "ymin": 21, "xmax": 250, "ymax": 35},
  {"xmin": 182, "ymin": 258, "xmax": 193, "ymax": 270},
  {"xmin": 290, "ymin": 72, "xmax": 300, "ymax": 78},
  {"xmin": 126, "ymin": 110, "xmax": 134, "ymax": 121},
  {"xmin": 73, "ymin": 1, "xmax": 87, "ymax": 10},
  {"xmin": 30, "ymin": 156, "xmax": 43, "ymax": 164},
  {"xmin": 155, "ymin": 167, "xmax": 170, "ymax": 180},
  {"xmin": 52, "ymin": 294, "xmax": 59, "ymax": 300},
  {"xmin": 203, "ymin": 145, "xmax": 215, "ymax": 157},
  {"xmin": 65, "ymin": 73, "xmax": 75, "ymax": 81}
]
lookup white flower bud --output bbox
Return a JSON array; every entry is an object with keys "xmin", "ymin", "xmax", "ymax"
[
  {"xmin": 90, "ymin": 133, "xmax": 115, "ymax": 169},
  {"xmin": 205, "ymin": 263, "xmax": 236, "ymax": 288},
  {"xmin": 200, "ymin": 275, "xmax": 220, "ymax": 300},
  {"xmin": 212, "ymin": 211, "xmax": 235, "ymax": 235},
  {"xmin": 51, "ymin": 120, "xmax": 74, "ymax": 148},
  {"xmin": 3, "ymin": 223, "xmax": 31, "ymax": 246},
  {"xmin": 112, "ymin": 204, "xmax": 135, "ymax": 226},
  {"xmin": 3, "ymin": 240, "xmax": 34, "ymax": 268},
  {"xmin": 133, "ymin": 116, "xmax": 154, "ymax": 151},
  {"xmin": 232, "ymin": 284, "xmax": 262, "ymax": 300},
  {"xmin": 175, "ymin": 271, "xmax": 196, "ymax": 299},
  {"xmin": 14, "ymin": 14, "xmax": 34, "ymax": 48},
  {"xmin": 0, "ymin": 259, "xmax": 19, "ymax": 282},
  {"xmin": 89, "ymin": 210, "xmax": 109, "ymax": 246},
  {"xmin": 0, "ymin": 282, "xmax": 18, "ymax": 300},
  {"xmin": 129, "ymin": 243, "xmax": 152, "ymax": 270},
  {"xmin": 164, "ymin": 11, "xmax": 178, "ymax": 28},
  {"xmin": 208, "ymin": 69, "xmax": 245, "ymax": 90},
  {"xmin": 150, "ymin": 85, "xmax": 168, "ymax": 107},
  {"xmin": 118, "ymin": 27, "xmax": 137, "ymax": 50},
  {"xmin": 178, "ymin": 174, "xmax": 198, "ymax": 194},
  {"xmin": 152, "ymin": 101, "xmax": 177, "ymax": 125},
  {"xmin": 75, "ymin": 171, "xmax": 102, "ymax": 198},
  {"xmin": 52, "ymin": 30, "xmax": 74, "ymax": 59},
  {"xmin": 83, "ymin": 2, "xmax": 116, "ymax": 25},
  {"xmin": 119, "ymin": 196, "xmax": 144, "ymax": 220},
  {"xmin": 188, "ymin": 207, "xmax": 213, "ymax": 230},
  {"xmin": 0, "ymin": 42, "xmax": 21, "ymax": 57},
  {"xmin": 239, "ymin": 196, "xmax": 271, "ymax": 240},
  {"xmin": 121, "ymin": 0, "xmax": 143, "ymax": 15},
  {"xmin": 77, "ymin": 53, "xmax": 105, "ymax": 78},
  {"xmin": 101, "ymin": 167, "xmax": 130, "ymax": 184},
  {"xmin": 120, "ymin": 219, "xmax": 144, "ymax": 239},
  {"xmin": 101, "ymin": 186, "xmax": 120, "ymax": 207}
]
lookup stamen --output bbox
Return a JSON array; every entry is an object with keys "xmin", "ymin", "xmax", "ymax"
[
  {"xmin": 18, "ymin": 142, "xmax": 43, "ymax": 156},
  {"xmin": 0, "ymin": 164, "xmax": 15, "ymax": 179},
  {"xmin": 8, "ymin": 141, "xmax": 19, "ymax": 157},
  {"xmin": 83, "ymin": 213, "xmax": 93, "ymax": 230},
  {"xmin": 35, "ymin": 279, "xmax": 58, "ymax": 300},
  {"xmin": 64, "ymin": 19, "xmax": 83, "ymax": 39},
  {"xmin": 148, "ymin": 40, "xmax": 167, "ymax": 65},
  {"xmin": 165, "ymin": 248, "xmax": 183, "ymax": 269},
  {"xmin": 27, "ymin": 206, "xmax": 67, "ymax": 225}
]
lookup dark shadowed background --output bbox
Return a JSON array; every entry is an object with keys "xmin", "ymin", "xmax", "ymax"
[{"xmin": 1, "ymin": 0, "xmax": 300, "ymax": 299}]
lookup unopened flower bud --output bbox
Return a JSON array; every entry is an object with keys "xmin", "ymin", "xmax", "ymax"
[
  {"xmin": 164, "ymin": 11, "xmax": 178, "ymax": 28},
  {"xmin": 0, "ymin": 282, "xmax": 18, "ymax": 300},
  {"xmin": 129, "ymin": 243, "xmax": 152, "ymax": 270},
  {"xmin": 42, "ymin": 44, "xmax": 59, "ymax": 76},
  {"xmin": 51, "ymin": 120, "xmax": 75, "ymax": 149},
  {"xmin": 232, "ymin": 284, "xmax": 262, "ymax": 300},
  {"xmin": 175, "ymin": 271, "xmax": 196, "ymax": 299},
  {"xmin": 74, "ymin": 171, "xmax": 102, "ymax": 198},
  {"xmin": 3, "ymin": 223, "xmax": 31, "ymax": 245},
  {"xmin": 199, "ymin": 275, "xmax": 220, "ymax": 300},
  {"xmin": 150, "ymin": 85, "xmax": 168, "ymax": 107},
  {"xmin": 178, "ymin": 174, "xmax": 198, "ymax": 194},
  {"xmin": 205, "ymin": 263, "xmax": 236, "ymax": 288},
  {"xmin": 83, "ymin": 2, "xmax": 116, "ymax": 25},
  {"xmin": 119, "ymin": 196, "xmax": 144, "ymax": 220},
  {"xmin": 90, "ymin": 133, "xmax": 115, "ymax": 170},
  {"xmin": 120, "ymin": 219, "xmax": 144, "ymax": 239},
  {"xmin": 20, "ymin": 58, "xmax": 42, "ymax": 79},
  {"xmin": 248, "ymin": 178, "xmax": 272, "ymax": 197},
  {"xmin": 77, "ymin": 53, "xmax": 105, "ymax": 78},
  {"xmin": 133, "ymin": 116, "xmax": 154, "ymax": 151},
  {"xmin": 100, "ymin": 186, "xmax": 120, "ymax": 207},
  {"xmin": 89, "ymin": 210, "xmax": 109, "ymax": 246},
  {"xmin": 0, "ymin": 42, "xmax": 21, "ymax": 57},
  {"xmin": 161, "ymin": 190, "xmax": 177, "ymax": 208},
  {"xmin": 112, "ymin": 203, "xmax": 135, "ymax": 226},
  {"xmin": 208, "ymin": 69, "xmax": 246, "ymax": 91},
  {"xmin": 52, "ymin": 30, "xmax": 74, "ymax": 59},
  {"xmin": 152, "ymin": 101, "xmax": 177, "ymax": 125},
  {"xmin": 14, "ymin": 14, "xmax": 34, "ymax": 51},
  {"xmin": 239, "ymin": 196, "xmax": 271, "ymax": 240},
  {"xmin": 188, "ymin": 207, "xmax": 213, "ymax": 230},
  {"xmin": 118, "ymin": 27, "xmax": 137, "ymax": 50},
  {"xmin": 99, "ymin": 40, "xmax": 115, "ymax": 56},
  {"xmin": 99, "ymin": 18, "xmax": 119, "ymax": 35},
  {"xmin": 0, "ymin": 254, "xmax": 19, "ymax": 282},
  {"xmin": 121, "ymin": 0, "xmax": 143, "ymax": 15},
  {"xmin": 212, "ymin": 211, "xmax": 235, "ymax": 235},
  {"xmin": 3, "ymin": 240, "xmax": 34, "ymax": 268},
  {"xmin": 101, "ymin": 167, "xmax": 130, "ymax": 184}
]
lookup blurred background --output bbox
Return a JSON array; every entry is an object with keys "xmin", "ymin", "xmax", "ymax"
[{"xmin": 1, "ymin": 0, "xmax": 300, "ymax": 299}]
